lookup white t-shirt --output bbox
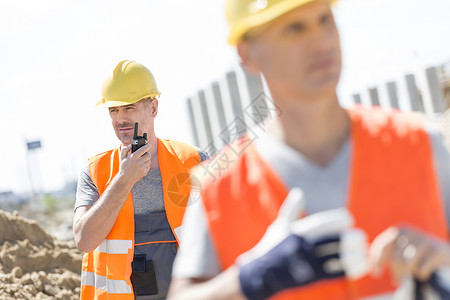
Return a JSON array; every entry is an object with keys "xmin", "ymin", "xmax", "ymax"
[{"xmin": 172, "ymin": 126, "xmax": 450, "ymax": 279}]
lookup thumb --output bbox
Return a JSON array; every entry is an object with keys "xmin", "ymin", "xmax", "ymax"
[
  {"xmin": 277, "ymin": 188, "xmax": 305, "ymax": 223},
  {"xmin": 235, "ymin": 188, "xmax": 304, "ymax": 267},
  {"xmin": 121, "ymin": 145, "xmax": 131, "ymax": 159}
]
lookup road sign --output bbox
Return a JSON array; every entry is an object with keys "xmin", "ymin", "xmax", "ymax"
[{"xmin": 27, "ymin": 140, "xmax": 42, "ymax": 151}]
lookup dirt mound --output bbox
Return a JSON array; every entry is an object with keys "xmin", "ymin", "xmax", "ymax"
[{"xmin": 0, "ymin": 209, "xmax": 83, "ymax": 299}]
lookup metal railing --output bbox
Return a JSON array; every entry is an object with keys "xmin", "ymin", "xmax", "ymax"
[{"xmin": 187, "ymin": 63, "xmax": 449, "ymax": 153}]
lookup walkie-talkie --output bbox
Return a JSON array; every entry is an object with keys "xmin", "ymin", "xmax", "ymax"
[{"xmin": 131, "ymin": 122, "xmax": 148, "ymax": 153}]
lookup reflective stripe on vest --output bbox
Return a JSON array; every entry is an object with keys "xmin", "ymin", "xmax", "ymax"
[
  {"xmin": 95, "ymin": 239, "xmax": 133, "ymax": 254},
  {"xmin": 81, "ymin": 271, "xmax": 132, "ymax": 294},
  {"xmin": 200, "ymin": 106, "xmax": 449, "ymax": 300},
  {"xmin": 80, "ymin": 139, "xmax": 201, "ymax": 299}
]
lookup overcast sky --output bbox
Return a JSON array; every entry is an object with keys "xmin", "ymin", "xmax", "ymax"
[{"xmin": 1, "ymin": 0, "xmax": 450, "ymax": 194}]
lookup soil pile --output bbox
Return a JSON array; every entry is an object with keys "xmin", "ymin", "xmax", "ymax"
[{"xmin": 0, "ymin": 209, "xmax": 83, "ymax": 299}]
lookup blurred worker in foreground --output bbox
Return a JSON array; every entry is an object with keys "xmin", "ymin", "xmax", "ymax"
[
  {"xmin": 73, "ymin": 60, "xmax": 208, "ymax": 299},
  {"xmin": 442, "ymin": 104, "xmax": 450, "ymax": 151},
  {"xmin": 168, "ymin": 0, "xmax": 450, "ymax": 299}
]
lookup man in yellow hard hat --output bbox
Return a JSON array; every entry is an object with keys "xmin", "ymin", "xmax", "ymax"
[
  {"xmin": 168, "ymin": 0, "xmax": 450, "ymax": 299},
  {"xmin": 73, "ymin": 60, "xmax": 209, "ymax": 299}
]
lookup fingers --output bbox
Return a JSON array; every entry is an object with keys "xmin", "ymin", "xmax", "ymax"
[
  {"xmin": 119, "ymin": 143, "xmax": 153, "ymax": 183},
  {"xmin": 411, "ymin": 242, "xmax": 448, "ymax": 281},
  {"xmin": 414, "ymin": 248, "xmax": 440, "ymax": 281},
  {"xmin": 121, "ymin": 145, "xmax": 132, "ymax": 159},
  {"xmin": 138, "ymin": 150, "xmax": 152, "ymax": 164},
  {"xmin": 369, "ymin": 226, "xmax": 450, "ymax": 282},
  {"xmin": 131, "ymin": 143, "xmax": 152, "ymax": 158},
  {"xmin": 402, "ymin": 236, "xmax": 429, "ymax": 280},
  {"xmin": 369, "ymin": 226, "xmax": 398, "ymax": 277},
  {"xmin": 390, "ymin": 231, "xmax": 435, "ymax": 282},
  {"xmin": 121, "ymin": 143, "xmax": 152, "ymax": 160}
]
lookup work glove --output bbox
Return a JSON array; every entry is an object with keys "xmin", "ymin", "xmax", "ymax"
[
  {"xmin": 394, "ymin": 268, "xmax": 450, "ymax": 300},
  {"xmin": 237, "ymin": 188, "xmax": 369, "ymax": 300}
]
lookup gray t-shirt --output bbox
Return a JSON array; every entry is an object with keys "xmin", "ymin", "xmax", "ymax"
[
  {"xmin": 172, "ymin": 126, "xmax": 450, "ymax": 279},
  {"xmin": 74, "ymin": 146, "xmax": 209, "ymax": 215}
]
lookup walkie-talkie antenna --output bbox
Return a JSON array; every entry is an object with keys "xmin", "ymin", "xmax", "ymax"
[
  {"xmin": 131, "ymin": 122, "xmax": 147, "ymax": 153},
  {"xmin": 133, "ymin": 122, "xmax": 138, "ymax": 139}
]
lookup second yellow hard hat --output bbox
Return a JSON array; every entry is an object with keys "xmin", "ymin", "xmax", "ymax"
[
  {"xmin": 226, "ymin": 0, "xmax": 335, "ymax": 46},
  {"xmin": 97, "ymin": 60, "xmax": 161, "ymax": 108}
]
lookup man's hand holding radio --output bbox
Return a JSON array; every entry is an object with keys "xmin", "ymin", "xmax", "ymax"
[{"xmin": 119, "ymin": 143, "xmax": 152, "ymax": 187}]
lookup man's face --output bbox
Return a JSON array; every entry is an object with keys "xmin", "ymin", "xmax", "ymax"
[
  {"xmin": 108, "ymin": 98, "xmax": 157, "ymax": 146},
  {"xmin": 240, "ymin": 1, "xmax": 341, "ymax": 99}
]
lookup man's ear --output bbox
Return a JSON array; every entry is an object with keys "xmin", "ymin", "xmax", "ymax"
[
  {"xmin": 237, "ymin": 40, "xmax": 261, "ymax": 75},
  {"xmin": 151, "ymin": 98, "xmax": 158, "ymax": 117}
]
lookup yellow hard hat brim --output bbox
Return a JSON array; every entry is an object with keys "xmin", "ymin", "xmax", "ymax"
[
  {"xmin": 95, "ymin": 92, "xmax": 161, "ymax": 108},
  {"xmin": 228, "ymin": 0, "xmax": 335, "ymax": 46}
]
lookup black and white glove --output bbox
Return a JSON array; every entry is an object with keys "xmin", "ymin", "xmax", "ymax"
[{"xmin": 237, "ymin": 188, "xmax": 369, "ymax": 300}]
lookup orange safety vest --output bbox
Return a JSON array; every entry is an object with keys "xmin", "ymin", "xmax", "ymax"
[
  {"xmin": 80, "ymin": 139, "xmax": 200, "ymax": 299},
  {"xmin": 201, "ymin": 106, "xmax": 449, "ymax": 300}
]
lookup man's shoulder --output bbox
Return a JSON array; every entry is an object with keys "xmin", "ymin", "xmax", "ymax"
[
  {"xmin": 88, "ymin": 148, "xmax": 118, "ymax": 166},
  {"xmin": 160, "ymin": 139, "xmax": 195, "ymax": 150},
  {"xmin": 349, "ymin": 105, "xmax": 430, "ymax": 139},
  {"xmin": 351, "ymin": 105, "xmax": 423, "ymax": 122},
  {"xmin": 159, "ymin": 139, "xmax": 209, "ymax": 170},
  {"xmin": 160, "ymin": 139, "xmax": 200, "ymax": 155}
]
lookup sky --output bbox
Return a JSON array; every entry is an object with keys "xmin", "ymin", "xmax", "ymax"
[{"xmin": 1, "ymin": 0, "xmax": 450, "ymax": 194}]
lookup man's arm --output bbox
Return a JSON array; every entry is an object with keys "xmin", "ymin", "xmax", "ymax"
[
  {"xmin": 168, "ymin": 268, "xmax": 246, "ymax": 300},
  {"xmin": 73, "ymin": 144, "xmax": 152, "ymax": 253}
]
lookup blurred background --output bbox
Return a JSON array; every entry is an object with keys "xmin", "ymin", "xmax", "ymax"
[{"xmin": 1, "ymin": 0, "xmax": 450, "ymax": 238}]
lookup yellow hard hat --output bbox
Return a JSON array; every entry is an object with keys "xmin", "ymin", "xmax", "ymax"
[
  {"xmin": 226, "ymin": 0, "xmax": 335, "ymax": 46},
  {"xmin": 96, "ymin": 60, "xmax": 161, "ymax": 108}
]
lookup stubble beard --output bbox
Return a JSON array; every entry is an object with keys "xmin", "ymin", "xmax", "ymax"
[{"xmin": 117, "ymin": 132, "xmax": 133, "ymax": 146}]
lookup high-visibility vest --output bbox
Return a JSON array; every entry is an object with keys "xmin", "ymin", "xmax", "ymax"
[
  {"xmin": 200, "ymin": 106, "xmax": 448, "ymax": 300},
  {"xmin": 80, "ymin": 139, "xmax": 200, "ymax": 299}
]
